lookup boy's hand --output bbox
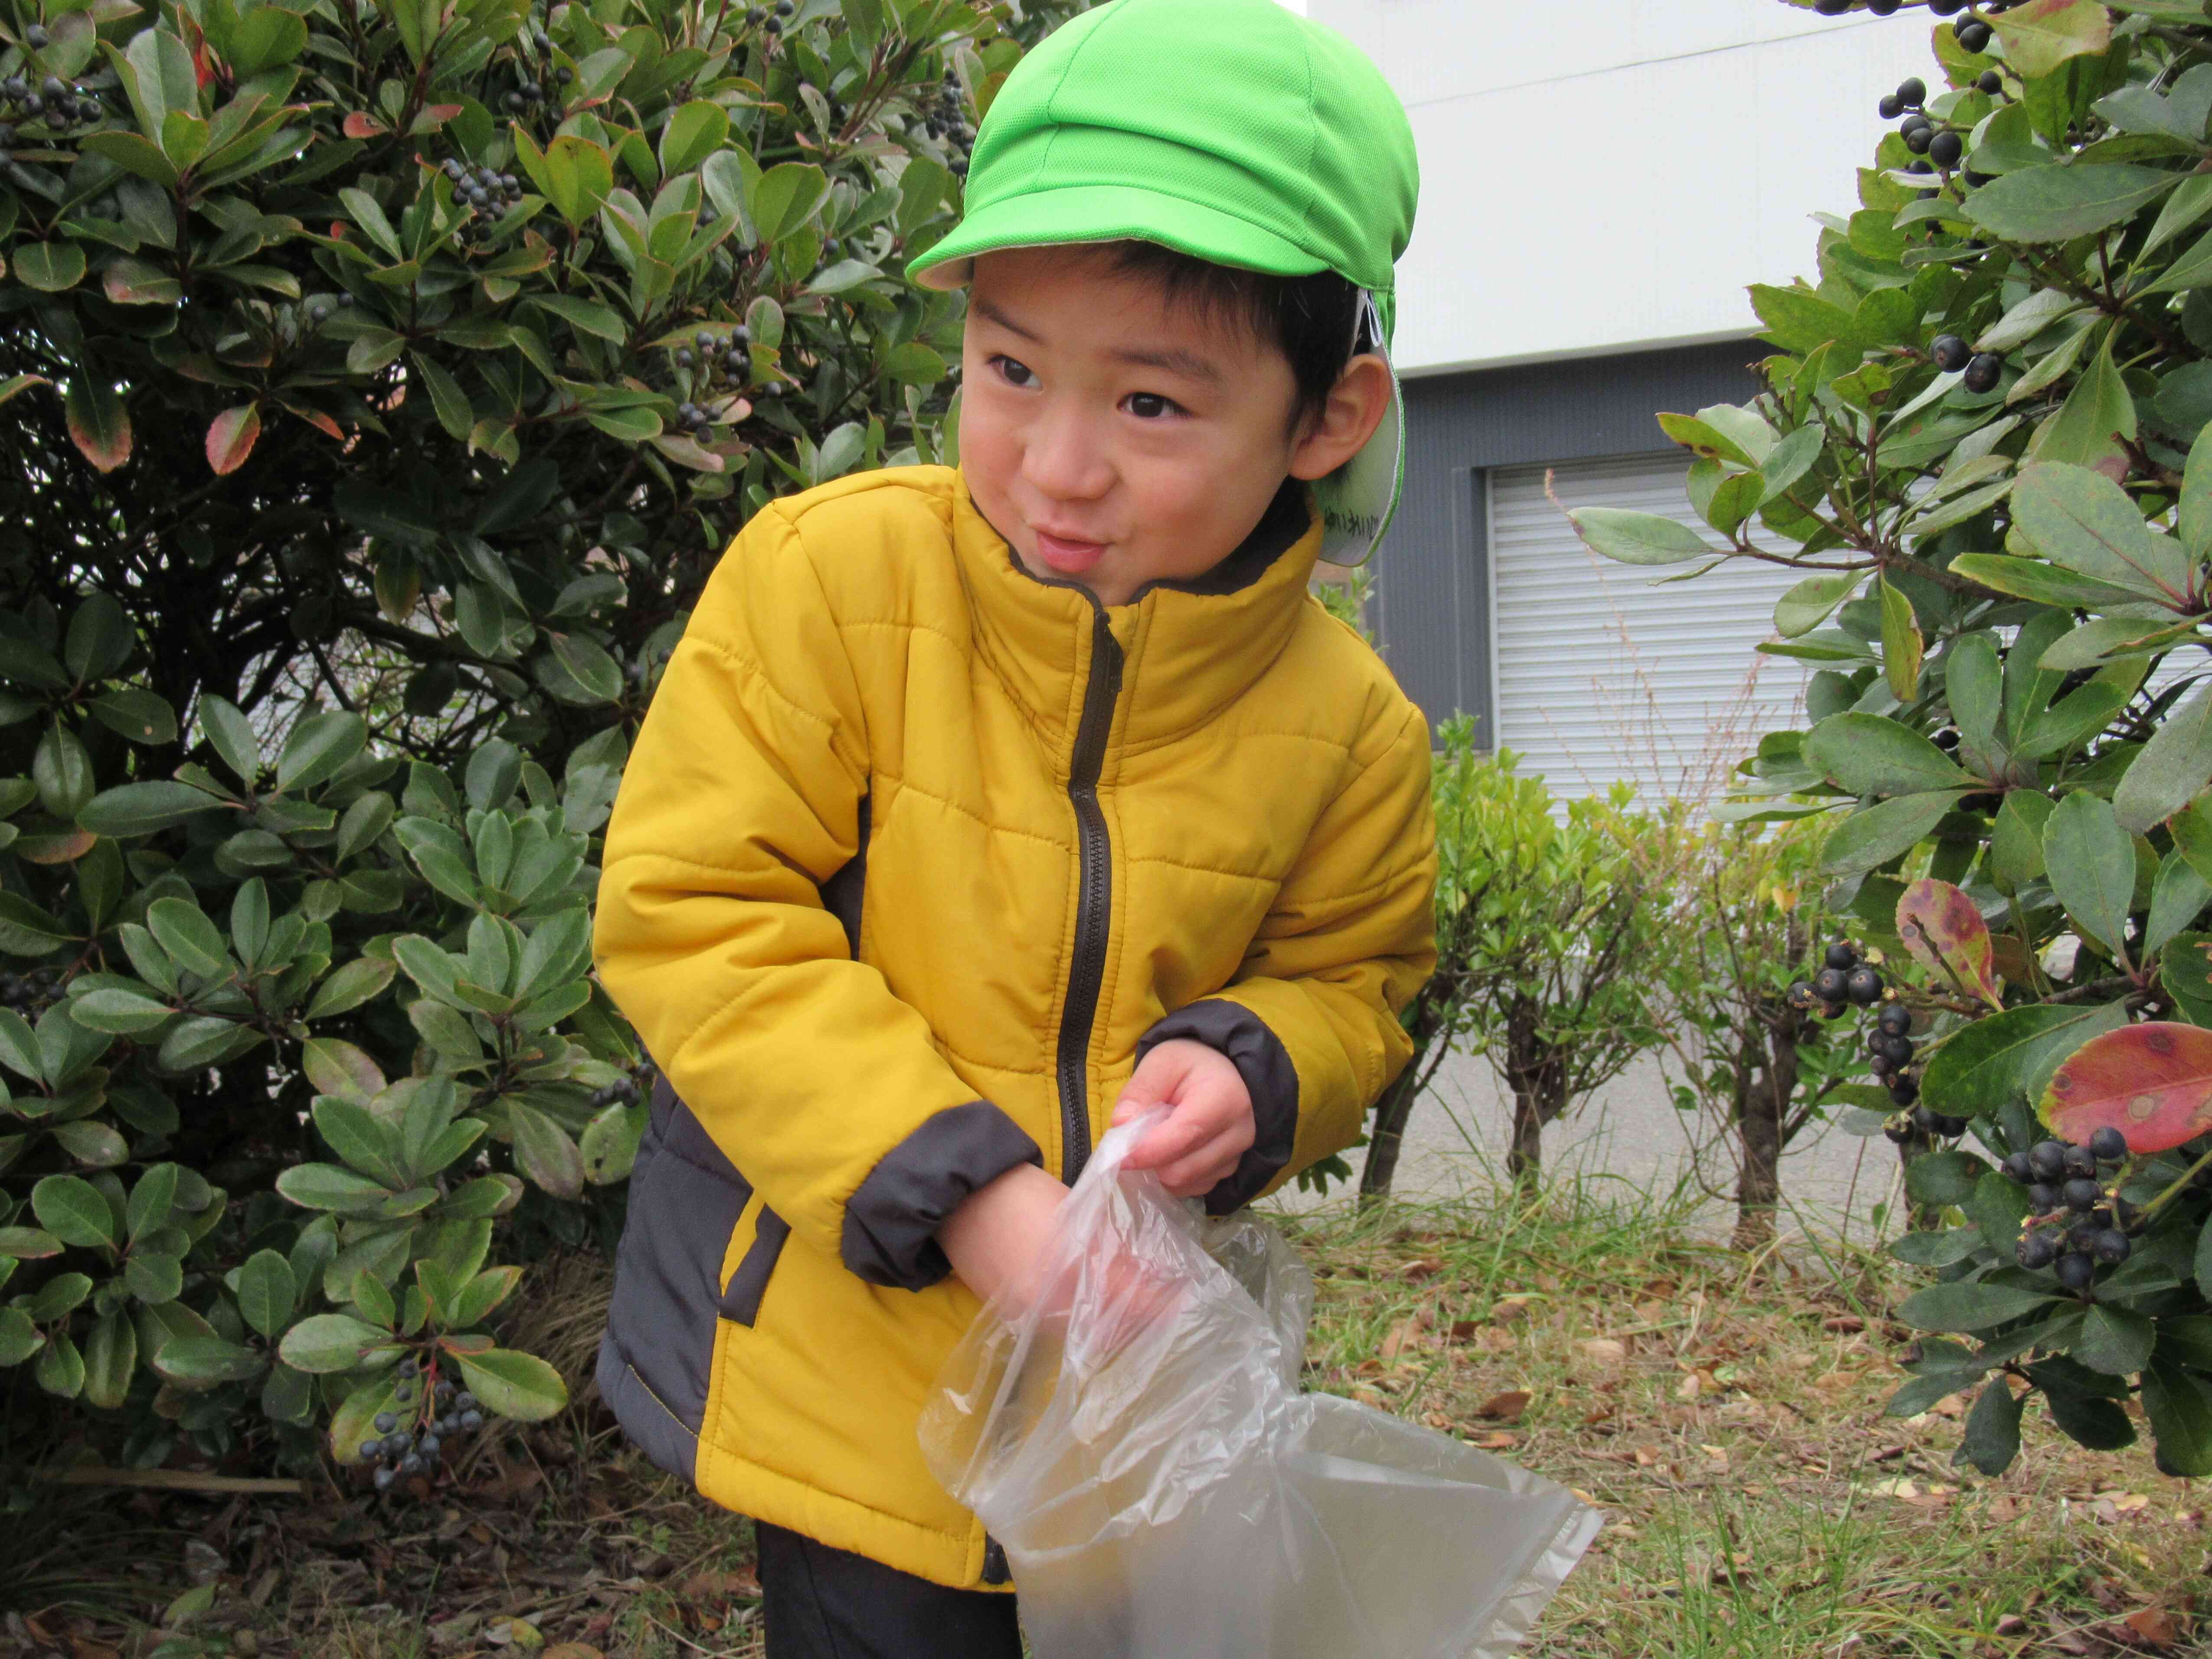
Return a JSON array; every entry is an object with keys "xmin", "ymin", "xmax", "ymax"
[
  {"xmin": 1110, "ymin": 1040, "xmax": 1255, "ymax": 1199},
  {"xmin": 937, "ymin": 1162, "xmax": 1069, "ymax": 1309}
]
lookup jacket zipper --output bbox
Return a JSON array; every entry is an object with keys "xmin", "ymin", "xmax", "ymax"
[{"xmin": 1056, "ymin": 609, "xmax": 1123, "ymax": 1186}]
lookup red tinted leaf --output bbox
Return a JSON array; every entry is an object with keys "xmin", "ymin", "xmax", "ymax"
[
  {"xmin": 342, "ymin": 111, "xmax": 386, "ymax": 138},
  {"xmin": 0, "ymin": 373, "xmax": 51, "ymax": 409},
  {"xmin": 1897, "ymin": 878, "xmax": 2002, "ymax": 1008},
  {"xmin": 278, "ymin": 399, "xmax": 344, "ymax": 440},
  {"xmin": 206, "ymin": 404, "xmax": 260, "ymax": 475},
  {"xmin": 65, "ymin": 374, "xmax": 131, "ymax": 472},
  {"xmin": 2042, "ymin": 1022, "xmax": 2212, "ymax": 1153}
]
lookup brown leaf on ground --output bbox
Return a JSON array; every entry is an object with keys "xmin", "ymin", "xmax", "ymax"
[
  {"xmin": 1447, "ymin": 1319, "xmax": 1481, "ymax": 1342},
  {"xmin": 1578, "ymin": 1338, "xmax": 1627, "ymax": 1366},
  {"xmin": 1379, "ymin": 1318, "xmax": 1424, "ymax": 1361},
  {"xmin": 1490, "ymin": 1297, "xmax": 1531, "ymax": 1324},
  {"xmin": 1821, "ymin": 1315, "xmax": 1865, "ymax": 1333},
  {"xmin": 683, "ymin": 1567, "xmax": 762, "ymax": 1600},
  {"xmin": 1472, "ymin": 1430, "xmax": 1518, "ymax": 1450},
  {"xmin": 1477, "ymin": 1390, "xmax": 1531, "ymax": 1422},
  {"xmin": 1400, "ymin": 1256, "xmax": 1445, "ymax": 1280},
  {"xmin": 2124, "ymin": 1607, "xmax": 2183, "ymax": 1646}
]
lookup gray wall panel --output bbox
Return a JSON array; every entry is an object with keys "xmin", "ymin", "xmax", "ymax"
[{"xmin": 1375, "ymin": 338, "xmax": 1766, "ymax": 740}]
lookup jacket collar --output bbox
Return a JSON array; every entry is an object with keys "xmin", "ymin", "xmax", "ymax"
[{"xmin": 948, "ymin": 468, "xmax": 1325, "ymax": 759}]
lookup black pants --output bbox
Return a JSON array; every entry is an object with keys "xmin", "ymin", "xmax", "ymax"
[{"xmin": 755, "ymin": 1521, "xmax": 1023, "ymax": 1659}]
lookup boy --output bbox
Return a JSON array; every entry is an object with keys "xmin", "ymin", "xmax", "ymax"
[{"xmin": 590, "ymin": 0, "xmax": 1432, "ymax": 1652}]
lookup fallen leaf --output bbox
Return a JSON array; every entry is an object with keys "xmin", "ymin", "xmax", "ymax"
[
  {"xmin": 1472, "ymin": 1430, "xmax": 1518, "ymax": 1450},
  {"xmin": 1578, "ymin": 1338, "xmax": 1627, "ymax": 1365},
  {"xmin": 1929, "ymin": 1392, "xmax": 1967, "ymax": 1420},
  {"xmin": 1822, "ymin": 1315, "xmax": 1865, "ymax": 1333},
  {"xmin": 683, "ymin": 1567, "xmax": 763, "ymax": 1600},
  {"xmin": 1379, "ymin": 1319, "xmax": 1424, "ymax": 1361},
  {"xmin": 1447, "ymin": 1320, "xmax": 1480, "ymax": 1342},
  {"xmin": 1477, "ymin": 1390, "xmax": 1531, "ymax": 1422},
  {"xmin": 1400, "ymin": 1256, "xmax": 1445, "ymax": 1281},
  {"xmin": 2124, "ymin": 1607, "xmax": 2181, "ymax": 1646},
  {"xmin": 1490, "ymin": 1298, "xmax": 1530, "ymax": 1324},
  {"xmin": 1867, "ymin": 1477, "xmax": 1920, "ymax": 1498}
]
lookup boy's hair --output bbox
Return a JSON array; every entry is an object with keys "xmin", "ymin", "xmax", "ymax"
[{"xmin": 1098, "ymin": 241, "xmax": 1375, "ymax": 437}]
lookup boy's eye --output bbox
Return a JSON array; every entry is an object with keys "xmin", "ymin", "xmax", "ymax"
[
  {"xmin": 991, "ymin": 355, "xmax": 1037, "ymax": 388},
  {"xmin": 1124, "ymin": 392, "xmax": 1181, "ymax": 419}
]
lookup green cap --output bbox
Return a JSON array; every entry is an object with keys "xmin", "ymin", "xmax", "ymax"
[{"xmin": 906, "ymin": 0, "xmax": 1419, "ymax": 567}]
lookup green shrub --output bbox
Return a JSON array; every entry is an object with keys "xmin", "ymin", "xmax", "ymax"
[
  {"xmin": 1361, "ymin": 721, "xmax": 1671, "ymax": 1199},
  {"xmin": 1576, "ymin": 0, "xmax": 2212, "ymax": 1476},
  {"xmin": 1636, "ymin": 813, "xmax": 1872, "ymax": 1250},
  {"xmin": 0, "ymin": 0, "xmax": 1080, "ymax": 1482}
]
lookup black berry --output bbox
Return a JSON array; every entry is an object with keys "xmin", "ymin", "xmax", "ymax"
[
  {"xmin": 1876, "ymin": 1003, "xmax": 1912, "ymax": 1037},
  {"xmin": 2088, "ymin": 1126, "xmax": 2128, "ymax": 1163},
  {"xmin": 1963, "ymin": 353, "xmax": 2002, "ymax": 394},
  {"xmin": 2091, "ymin": 1228, "xmax": 2131, "ymax": 1266},
  {"xmin": 2018, "ymin": 1230, "xmax": 2059, "ymax": 1270},
  {"xmin": 1870, "ymin": 1051, "xmax": 1897, "ymax": 1078},
  {"xmin": 1814, "ymin": 966, "xmax": 1850, "ymax": 1003},
  {"xmin": 1846, "ymin": 966, "xmax": 1884, "ymax": 1005},
  {"xmin": 1824, "ymin": 942, "xmax": 1859, "ymax": 972},
  {"xmin": 1898, "ymin": 77, "xmax": 1926, "ymax": 109},
  {"xmin": 2001, "ymin": 1151, "xmax": 2032, "ymax": 1184},
  {"xmin": 2028, "ymin": 1141, "xmax": 2067, "ymax": 1181},
  {"xmin": 1878, "ymin": 93, "xmax": 1903, "ymax": 120},
  {"xmin": 1978, "ymin": 69, "xmax": 2003, "ymax": 96},
  {"xmin": 1931, "ymin": 334, "xmax": 1970, "ymax": 373},
  {"xmin": 1874, "ymin": 1032, "xmax": 1914, "ymax": 1065},
  {"xmin": 1956, "ymin": 18, "xmax": 1991, "ymax": 52},
  {"xmin": 2027, "ymin": 1181, "xmax": 2061, "ymax": 1212},
  {"xmin": 1929, "ymin": 130, "xmax": 1963, "ymax": 170},
  {"xmin": 2061, "ymin": 1143, "xmax": 2096, "ymax": 1179},
  {"xmin": 2063, "ymin": 1177, "xmax": 2101, "ymax": 1213},
  {"xmin": 2055, "ymin": 1252, "xmax": 2095, "ymax": 1292},
  {"xmin": 1888, "ymin": 1077, "xmax": 1919, "ymax": 1106},
  {"xmin": 26, "ymin": 23, "xmax": 48, "ymax": 47},
  {"xmin": 1904, "ymin": 123, "xmax": 1935, "ymax": 155}
]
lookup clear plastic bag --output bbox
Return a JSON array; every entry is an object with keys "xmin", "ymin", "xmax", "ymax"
[{"xmin": 919, "ymin": 1112, "xmax": 1600, "ymax": 1659}]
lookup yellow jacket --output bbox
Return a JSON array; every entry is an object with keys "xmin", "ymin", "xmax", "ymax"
[{"xmin": 591, "ymin": 463, "xmax": 1436, "ymax": 1589}]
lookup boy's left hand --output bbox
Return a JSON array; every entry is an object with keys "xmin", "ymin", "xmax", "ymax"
[{"xmin": 1110, "ymin": 1040, "xmax": 1255, "ymax": 1198}]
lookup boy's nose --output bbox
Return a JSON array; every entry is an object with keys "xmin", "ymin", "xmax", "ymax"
[{"xmin": 1020, "ymin": 402, "xmax": 1113, "ymax": 502}]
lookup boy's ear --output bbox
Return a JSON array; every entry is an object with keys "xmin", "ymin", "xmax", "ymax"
[{"xmin": 1288, "ymin": 353, "xmax": 1393, "ymax": 482}]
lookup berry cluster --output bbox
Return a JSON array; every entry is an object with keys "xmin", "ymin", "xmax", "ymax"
[
  {"xmin": 590, "ymin": 1070, "xmax": 645, "ymax": 1110},
  {"xmin": 0, "ymin": 966, "xmax": 63, "ymax": 1015},
  {"xmin": 922, "ymin": 69, "xmax": 974, "ymax": 178},
  {"xmin": 744, "ymin": 2, "xmax": 796, "ymax": 38},
  {"xmin": 1819, "ymin": 0, "xmax": 2015, "ymax": 15},
  {"xmin": 2007, "ymin": 1127, "xmax": 2133, "ymax": 1291},
  {"xmin": 361, "ymin": 1358, "xmax": 487, "ymax": 1494},
  {"xmin": 442, "ymin": 157, "xmax": 523, "ymax": 238},
  {"xmin": 1931, "ymin": 332, "xmax": 2002, "ymax": 394},
  {"xmin": 524, "ymin": 22, "xmax": 571, "ymax": 91},
  {"xmin": 670, "ymin": 328, "xmax": 754, "ymax": 434},
  {"xmin": 0, "ymin": 67, "xmax": 101, "ymax": 151},
  {"xmin": 1789, "ymin": 939, "xmax": 1885, "ymax": 1020}
]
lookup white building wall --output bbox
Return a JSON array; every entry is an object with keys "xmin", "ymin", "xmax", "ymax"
[{"xmin": 1309, "ymin": 0, "xmax": 1935, "ymax": 375}]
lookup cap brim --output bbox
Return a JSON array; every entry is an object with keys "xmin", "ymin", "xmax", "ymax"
[{"xmin": 906, "ymin": 182, "xmax": 1327, "ymax": 289}]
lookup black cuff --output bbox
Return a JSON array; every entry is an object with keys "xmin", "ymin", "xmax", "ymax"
[
  {"xmin": 840, "ymin": 1102, "xmax": 1043, "ymax": 1291},
  {"xmin": 1135, "ymin": 999, "xmax": 1299, "ymax": 1216}
]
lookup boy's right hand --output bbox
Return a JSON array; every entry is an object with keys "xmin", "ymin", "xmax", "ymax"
[{"xmin": 937, "ymin": 1162, "xmax": 1070, "ymax": 1308}]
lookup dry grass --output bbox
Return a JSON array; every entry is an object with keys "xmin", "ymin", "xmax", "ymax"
[{"xmin": 5, "ymin": 1184, "xmax": 2207, "ymax": 1658}]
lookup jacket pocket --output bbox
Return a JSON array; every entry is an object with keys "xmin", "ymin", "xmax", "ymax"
[{"xmin": 718, "ymin": 1200, "xmax": 790, "ymax": 1328}]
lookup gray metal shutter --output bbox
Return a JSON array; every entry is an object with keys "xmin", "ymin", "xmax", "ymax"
[{"xmin": 1489, "ymin": 452, "xmax": 1811, "ymax": 802}]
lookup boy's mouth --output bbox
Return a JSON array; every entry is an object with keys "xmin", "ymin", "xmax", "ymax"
[{"xmin": 1032, "ymin": 529, "xmax": 1109, "ymax": 576}]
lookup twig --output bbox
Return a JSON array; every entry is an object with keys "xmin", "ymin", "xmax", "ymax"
[{"xmin": 42, "ymin": 1467, "xmax": 306, "ymax": 1494}]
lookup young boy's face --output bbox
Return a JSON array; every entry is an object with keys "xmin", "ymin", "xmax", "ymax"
[{"xmin": 959, "ymin": 245, "xmax": 1353, "ymax": 607}]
